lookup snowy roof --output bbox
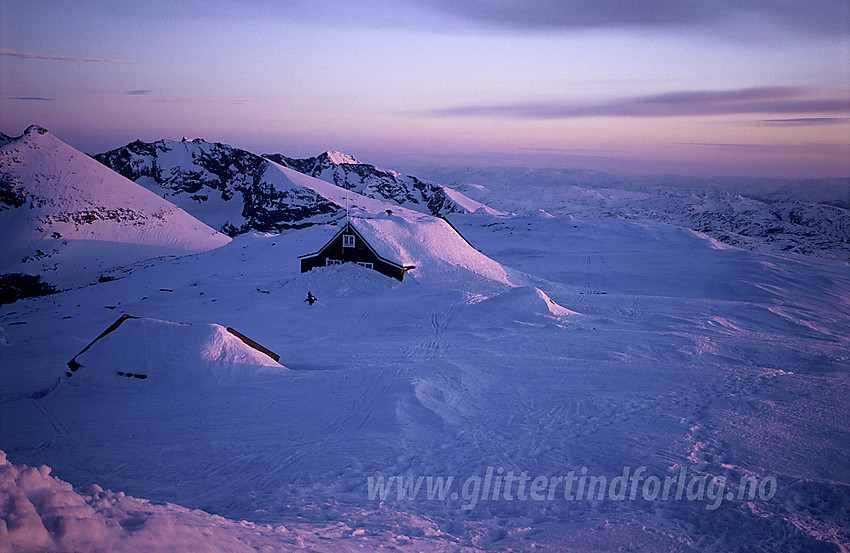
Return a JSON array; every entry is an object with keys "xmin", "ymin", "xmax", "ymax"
[
  {"xmin": 67, "ymin": 316, "xmax": 287, "ymax": 387},
  {"xmin": 302, "ymin": 214, "xmax": 513, "ymax": 284}
]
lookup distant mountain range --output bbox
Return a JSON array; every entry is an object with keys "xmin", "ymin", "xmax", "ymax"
[
  {"xmin": 0, "ymin": 126, "xmax": 512, "ymax": 293},
  {"xmin": 95, "ymin": 140, "xmax": 496, "ymax": 236},
  {"xmin": 420, "ymin": 166, "xmax": 850, "ymax": 261},
  {"xmin": 3, "ymin": 124, "xmax": 847, "ymax": 294}
]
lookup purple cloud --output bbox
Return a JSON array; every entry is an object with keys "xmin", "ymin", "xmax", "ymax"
[
  {"xmin": 0, "ymin": 49, "xmax": 127, "ymax": 64},
  {"xmin": 677, "ymin": 142, "xmax": 849, "ymax": 154},
  {"xmin": 410, "ymin": 0, "xmax": 848, "ymax": 34},
  {"xmin": 758, "ymin": 117, "xmax": 850, "ymax": 126},
  {"xmin": 65, "ymin": 1, "xmax": 848, "ymax": 36},
  {"xmin": 435, "ymin": 87, "xmax": 850, "ymax": 119},
  {"xmin": 10, "ymin": 96, "xmax": 56, "ymax": 101}
]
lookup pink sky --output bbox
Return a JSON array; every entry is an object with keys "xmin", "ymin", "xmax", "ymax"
[{"xmin": 1, "ymin": 1, "xmax": 848, "ymax": 178}]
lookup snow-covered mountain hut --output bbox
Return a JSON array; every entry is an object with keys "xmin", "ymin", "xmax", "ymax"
[
  {"xmin": 299, "ymin": 220, "xmax": 415, "ymax": 281},
  {"xmin": 299, "ymin": 213, "xmax": 514, "ymax": 285}
]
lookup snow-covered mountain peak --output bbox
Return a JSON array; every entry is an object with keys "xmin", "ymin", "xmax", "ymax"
[
  {"xmin": 11, "ymin": 126, "xmax": 57, "ymax": 151},
  {"xmin": 95, "ymin": 138, "xmax": 346, "ymax": 235},
  {"xmin": 95, "ymin": 137, "xmax": 503, "ymax": 237},
  {"xmin": 0, "ymin": 126, "xmax": 230, "ymax": 287},
  {"xmin": 179, "ymin": 136, "xmax": 211, "ymax": 144},
  {"xmin": 320, "ymin": 150, "xmax": 360, "ymax": 166}
]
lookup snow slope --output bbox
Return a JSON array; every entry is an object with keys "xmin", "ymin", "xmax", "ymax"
[
  {"xmin": 1, "ymin": 147, "xmax": 849, "ymax": 552},
  {"xmin": 266, "ymin": 151, "xmax": 503, "ymax": 216},
  {"xmin": 0, "ymin": 127, "xmax": 230, "ymax": 287},
  {"xmin": 1, "ymin": 205, "xmax": 848, "ymax": 551}
]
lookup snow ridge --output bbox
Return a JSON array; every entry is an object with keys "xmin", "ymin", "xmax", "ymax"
[{"xmin": 264, "ymin": 151, "xmax": 500, "ymax": 217}]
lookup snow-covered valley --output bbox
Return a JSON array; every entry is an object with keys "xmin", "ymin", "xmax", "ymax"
[{"xmin": 0, "ymin": 129, "xmax": 848, "ymax": 552}]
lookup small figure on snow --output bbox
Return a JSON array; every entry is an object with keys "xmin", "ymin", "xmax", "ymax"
[{"xmin": 304, "ymin": 291, "xmax": 317, "ymax": 306}]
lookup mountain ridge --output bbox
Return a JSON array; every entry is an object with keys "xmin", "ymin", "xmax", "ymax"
[
  {"xmin": 263, "ymin": 151, "xmax": 499, "ymax": 217},
  {"xmin": 94, "ymin": 138, "xmax": 346, "ymax": 236},
  {"xmin": 0, "ymin": 126, "xmax": 231, "ymax": 287}
]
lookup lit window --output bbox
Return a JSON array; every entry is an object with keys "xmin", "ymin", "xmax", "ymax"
[{"xmin": 342, "ymin": 234, "xmax": 355, "ymax": 248}]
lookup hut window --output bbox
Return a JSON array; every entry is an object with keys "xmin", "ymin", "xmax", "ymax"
[
  {"xmin": 342, "ymin": 234, "xmax": 355, "ymax": 248},
  {"xmin": 326, "ymin": 258, "xmax": 343, "ymax": 266},
  {"xmin": 356, "ymin": 262, "xmax": 373, "ymax": 269}
]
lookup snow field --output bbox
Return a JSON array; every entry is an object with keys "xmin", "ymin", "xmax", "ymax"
[{"xmin": 1, "ymin": 200, "xmax": 848, "ymax": 550}]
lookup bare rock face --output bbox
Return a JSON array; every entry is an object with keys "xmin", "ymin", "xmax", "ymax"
[{"xmin": 96, "ymin": 139, "xmax": 343, "ymax": 236}]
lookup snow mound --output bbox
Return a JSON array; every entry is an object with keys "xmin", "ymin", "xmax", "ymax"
[
  {"xmin": 0, "ymin": 449, "xmax": 103, "ymax": 552},
  {"xmin": 469, "ymin": 286, "xmax": 578, "ymax": 321},
  {"xmin": 0, "ymin": 449, "xmax": 144, "ymax": 553},
  {"xmin": 352, "ymin": 216, "xmax": 512, "ymax": 284},
  {"xmin": 69, "ymin": 317, "xmax": 287, "ymax": 388}
]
